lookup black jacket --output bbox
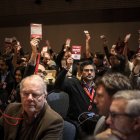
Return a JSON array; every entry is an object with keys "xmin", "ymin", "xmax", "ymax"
[{"xmin": 55, "ymin": 68, "xmax": 97, "ymax": 121}]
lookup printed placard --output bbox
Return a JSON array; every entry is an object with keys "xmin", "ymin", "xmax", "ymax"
[
  {"xmin": 30, "ymin": 23, "xmax": 42, "ymax": 39},
  {"xmin": 71, "ymin": 45, "xmax": 81, "ymax": 60}
]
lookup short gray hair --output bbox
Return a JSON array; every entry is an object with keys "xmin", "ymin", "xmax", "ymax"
[
  {"xmin": 113, "ymin": 90, "xmax": 140, "ymax": 117},
  {"xmin": 125, "ymin": 99, "xmax": 140, "ymax": 117},
  {"xmin": 20, "ymin": 74, "xmax": 47, "ymax": 95}
]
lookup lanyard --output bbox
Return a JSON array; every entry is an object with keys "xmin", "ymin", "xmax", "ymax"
[
  {"xmin": 83, "ymin": 87, "xmax": 95, "ymax": 111},
  {"xmin": 83, "ymin": 87, "xmax": 95, "ymax": 102},
  {"xmin": 0, "ymin": 109, "xmax": 23, "ymax": 126}
]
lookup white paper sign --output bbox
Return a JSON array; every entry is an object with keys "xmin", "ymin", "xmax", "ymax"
[
  {"xmin": 30, "ymin": 23, "xmax": 42, "ymax": 39},
  {"xmin": 71, "ymin": 46, "xmax": 81, "ymax": 60}
]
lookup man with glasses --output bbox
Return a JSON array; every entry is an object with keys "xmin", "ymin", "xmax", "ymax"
[
  {"xmin": 0, "ymin": 74, "xmax": 63, "ymax": 140},
  {"xmin": 104, "ymin": 90, "xmax": 140, "ymax": 140}
]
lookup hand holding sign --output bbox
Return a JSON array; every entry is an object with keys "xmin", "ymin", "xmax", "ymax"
[{"xmin": 30, "ymin": 38, "xmax": 40, "ymax": 52}]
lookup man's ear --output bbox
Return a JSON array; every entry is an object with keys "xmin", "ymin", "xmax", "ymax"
[
  {"xmin": 133, "ymin": 117, "xmax": 140, "ymax": 130},
  {"xmin": 44, "ymin": 93, "xmax": 47, "ymax": 98}
]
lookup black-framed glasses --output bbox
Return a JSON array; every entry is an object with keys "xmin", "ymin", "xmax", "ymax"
[
  {"xmin": 109, "ymin": 111, "xmax": 136, "ymax": 119},
  {"xmin": 38, "ymin": 69, "xmax": 47, "ymax": 76}
]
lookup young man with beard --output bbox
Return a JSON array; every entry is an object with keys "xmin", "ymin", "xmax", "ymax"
[{"xmin": 55, "ymin": 60, "xmax": 97, "ymax": 122}]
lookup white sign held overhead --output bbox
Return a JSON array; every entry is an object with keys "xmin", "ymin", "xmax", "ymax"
[
  {"xmin": 30, "ymin": 23, "xmax": 42, "ymax": 39},
  {"xmin": 71, "ymin": 45, "xmax": 81, "ymax": 60}
]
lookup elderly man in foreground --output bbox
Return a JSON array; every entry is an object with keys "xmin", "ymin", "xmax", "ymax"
[{"xmin": 0, "ymin": 74, "xmax": 63, "ymax": 140}]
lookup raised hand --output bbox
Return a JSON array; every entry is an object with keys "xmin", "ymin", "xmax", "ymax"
[
  {"xmin": 66, "ymin": 57, "xmax": 73, "ymax": 69},
  {"xmin": 124, "ymin": 33, "xmax": 131, "ymax": 43},
  {"xmin": 84, "ymin": 30, "xmax": 91, "ymax": 41},
  {"xmin": 66, "ymin": 38, "xmax": 71, "ymax": 47},
  {"xmin": 110, "ymin": 44, "xmax": 117, "ymax": 55},
  {"xmin": 30, "ymin": 38, "xmax": 40, "ymax": 52}
]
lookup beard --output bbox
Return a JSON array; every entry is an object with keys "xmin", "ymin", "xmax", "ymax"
[{"xmin": 82, "ymin": 75, "xmax": 94, "ymax": 82}]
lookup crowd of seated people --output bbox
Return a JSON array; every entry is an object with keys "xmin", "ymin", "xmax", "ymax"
[{"xmin": 0, "ymin": 32, "xmax": 140, "ymax": 140}]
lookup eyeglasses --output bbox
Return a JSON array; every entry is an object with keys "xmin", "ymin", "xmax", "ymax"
[
  {"xmin": 109, "ymin": 111, "xmax": 136, "ymax": 119},
  {"xmin": 83, "ymin": 69, "xmax": 94, "ymax": 72},
  {"xmin": 21, "ymin": 92, "xmax": 44, "ymax": 101},
  {"xmin": 38, "ymin": 69, "xmax": 47, "ymax": 76}
]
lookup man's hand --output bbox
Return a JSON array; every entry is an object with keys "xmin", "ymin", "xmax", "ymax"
[
  {"xmin": 84, "ymin": 30, "xmax": 91, "ymax": 41},
  {"xmin": 110, "ymin": 45, "xmax": 117, "ymax": 55},
  {"xmin": 66, "ymin": 57, "xmax": 73, "ymax": 69},
  {"xmin": 95, "ymin": 128, "xmax": 111, "ymax": 139},
  {"xmin": 65, "ymin": 38, "xmax": 71, "ymax": 47},
  {"xmin": 30, "ymin": 38, "xmax": 40, "ymax": 52},
  {"xmin": 64, "ymin": 38, "xmax": 71, "ymax": 51}
]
